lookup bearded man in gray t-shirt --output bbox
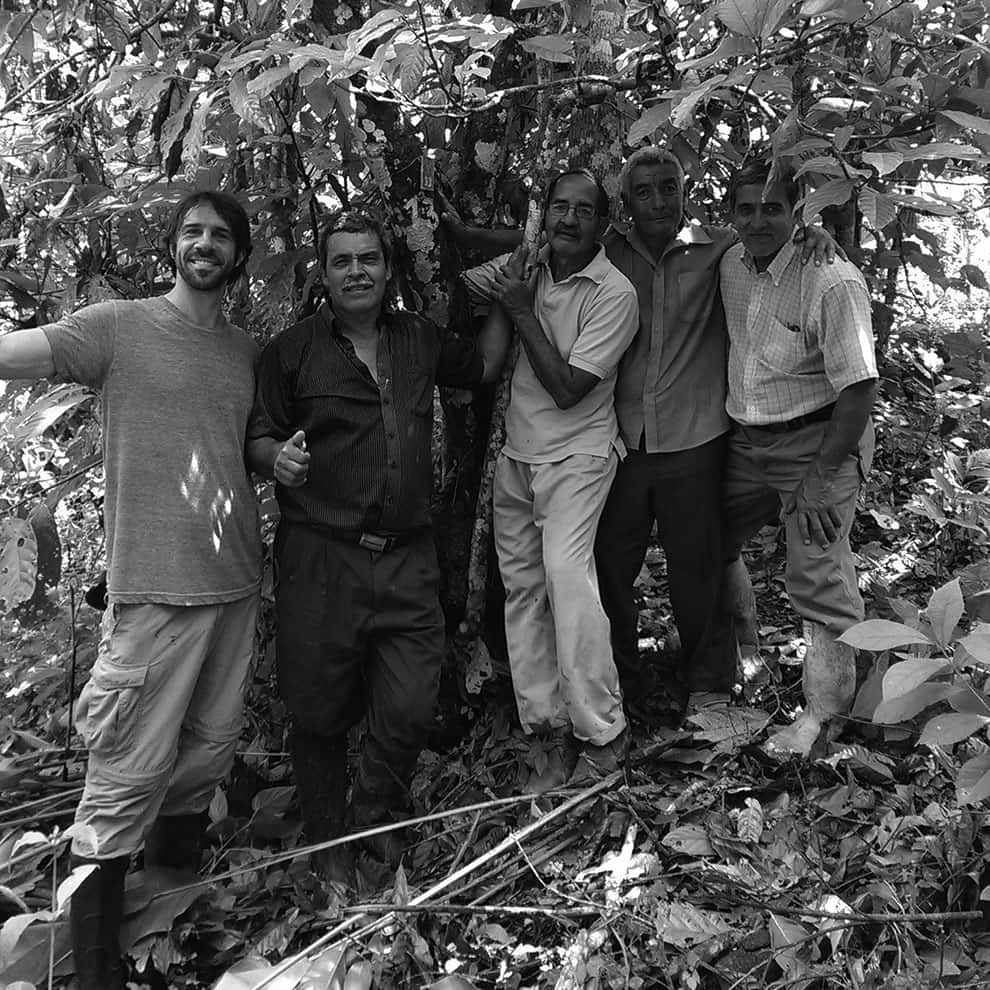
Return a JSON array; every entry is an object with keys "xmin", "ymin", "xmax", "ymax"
[{"xmin": 0, "ymin": 190, "xmax": 261, "ymax": 990}]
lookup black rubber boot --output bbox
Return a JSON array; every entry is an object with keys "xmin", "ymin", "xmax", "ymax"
[
  {"xmin": 69, "ymin": 855, "xmax": 128, "ymax": 990},
  {"xmin": 289, "ymin": 729, "xmax": 352, "ymax": 883},
  {"xmin": 144, "ymin": 812, "xmax": 209, "ymax": 872}
]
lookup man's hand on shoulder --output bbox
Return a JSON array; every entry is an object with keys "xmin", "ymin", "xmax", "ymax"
[
  {"xmin": 792, "ymin": 226, "xmax": 846, "ymax": 267},
  {"xmin": 274, "ymin": 430, "xmax": 310, "ymax": 487}
]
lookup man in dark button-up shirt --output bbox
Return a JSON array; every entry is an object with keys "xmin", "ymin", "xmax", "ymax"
[{"xmin": 247, "ymin": 209, "xmax": 508, "ymax": 882}]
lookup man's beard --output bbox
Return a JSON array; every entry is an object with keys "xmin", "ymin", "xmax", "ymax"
[{"xmin": 176, "ymin": 251, "xmax": 235, "ymax": 291}]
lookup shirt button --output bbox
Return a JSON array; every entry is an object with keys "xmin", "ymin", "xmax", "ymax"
[
  {"xmin": 389, "ymin": 460, "xmax": 397, "ymax": 468},
  {"xmin": 386, "ymin": 497, "xmax": 394, "ymax": 504}
]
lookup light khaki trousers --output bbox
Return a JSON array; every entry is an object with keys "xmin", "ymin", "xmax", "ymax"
[
  {"xmin": 71, "ymin": 595, "xmax": 258, "ymax": 859},
  {"xmin": 494, "ymin": 452, "xmax": 625, "ymax": 745}
]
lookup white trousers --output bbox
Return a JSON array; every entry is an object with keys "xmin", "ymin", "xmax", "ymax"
[{"xmin": 493, "ymin": 452, "xmax": 625, "ymax": 745}]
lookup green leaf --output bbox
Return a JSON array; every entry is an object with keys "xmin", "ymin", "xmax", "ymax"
[
  {"xmin": 4, "ymin": 383, "xmax": 94, "ymax": 447},
  {"xmin": 861, "ymin": 151, "xmax": 903, "ymax": 175},
  {"xmin": 769, "ymin": 913, "xmax": 810, "ymax": 978},
  {"xmin": 662, "ymin": 824, "xmax": 714, "ymax": 857},
  {"xmin": 838, "ymin": 619, "xmax": 933, "ymax": 651},
  {"xmin": 874, "ymin": 682, "xmax": 954, "ymax": 724},
  {"xmin": 655, "ymin": 901, "xmax": 733, "ymax": 947},
  {"xmin": 957, "ymin": 752, "xmax": 990, "ymax": 805},
  {"xmin": 717, "ymin": 0, "xmax": 793, "ymax": 39},
  {"xmin": 887, "ymin": 192, "xmax": 958, "ymax": 217},
  {"xmin": 958, "ymin": 633, "xmax": 990, "ymax": 667},
  {"xmin": 859, "ymin": 187, "xmax": 897, "ymax": 231},
  {"xmin": 919, "ymin": 713, "xmax": 989, "ymax": 748},
  {"xmin": 0, "ymin": 519, "xmax": 37, "ymax": 610},
  {"xmin": 926, "ymin": 578, "xmax": 964, "ymax": 649},
  {"xmin": 900, "ymin": 142, "xmax": 985, "ymax": 162},
  {"xmin": 519, "ymin": 34, "xmax": 575, "ymax": 63},
  {"xmin": 960, "ymin": 264, "xmax": 989, "ymax": 290},
  {"xmin": 800, "ymin": 178, "xmax": 856, "ymax": 224},
  {"xmin": 627, "ymin": 102, "xmax": 670, "ymax": 147},
  {"xmin": 798, "ymin": 0, "xmax": 867, "ymax": 19},
  {"xmin": 948, "ymin": 683, "xmax": 990, "ymax": 715},
  {"xmin": 883, "ymin": 658, "xmax": 952, "ymax": 700},
  {"xmin": 671, "ymin": 74, "xmax": 730, "ymax": 130},
  {"xmin": 941, "ymin": 110, "xmax": 990, "ymax": 137}
]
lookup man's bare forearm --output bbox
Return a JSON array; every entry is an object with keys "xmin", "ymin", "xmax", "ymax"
[
  {"xmin": 477, "ymin": 304, "xmax": 513, "ymax": 385},
  {"xmin": 513, "ymin": 309, "xmax": 595, "ymax": 410},
  {"xmin": 815, "ymin": 379, "xmax": 878, "ymax": 472},
  {"xmin": 246, "ymin": 436, "xmax": 280, "ymax": 478}
]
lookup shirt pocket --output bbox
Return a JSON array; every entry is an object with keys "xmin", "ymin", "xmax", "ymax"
[
  {"xmin": 758, "ymin": 317, "xmax": 815, "ymax": 377},
  {"xmin": 406, "ymin": 361, "xmax": 436, "ymax": 419}
]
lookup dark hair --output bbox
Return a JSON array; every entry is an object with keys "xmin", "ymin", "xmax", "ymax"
[
  {"xmin": 545, "ymin": 168, "xmax": 610, "ymax": 217},
  {"xmin": 318, "ymin": 208, "xmax": 393, "ymax": 268},
  {"xmin": 726, "ymin": 161, "xmax": 800, "ymax": 211},
  {"xmin": 166, "ymin": 190, "xmax": 252, "ymax": 284}
]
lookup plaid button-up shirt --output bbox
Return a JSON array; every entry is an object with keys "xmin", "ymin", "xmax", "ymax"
[{"xmin": 720, "ymin": 241, "xmax": 877, "ymax": 425}]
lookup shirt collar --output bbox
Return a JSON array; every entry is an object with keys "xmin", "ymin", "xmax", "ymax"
[
  {"xmin": 740, "ymin": 239, "xmax": 797, "ymax": 285},
  {"xmin": 613, "ymin": 222, "xmax": 714, "ymax": 268},
  {"xmin": 536, "ymin": 242, "xmax": 611, "ymax": 284}
]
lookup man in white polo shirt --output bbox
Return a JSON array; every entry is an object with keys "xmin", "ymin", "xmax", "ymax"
[
  {"xmin": 719, "ymin": 161, "xmax": 878, "ymax": 757},
  {"xmin": 466, "ymin": 169, "xmax": 639, "ymax": 785}
]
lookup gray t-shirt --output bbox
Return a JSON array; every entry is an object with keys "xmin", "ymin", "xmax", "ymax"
[{"xmin": 43, "ymin": 297, "xmax": 261, "ymax": 604}]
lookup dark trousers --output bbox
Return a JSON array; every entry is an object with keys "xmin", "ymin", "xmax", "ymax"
[
  {"xmin": 595, "ymin": 435, "xmax": 734, "ymax": 690},
  {"xmin": 274, "ymin": 522, "xmax": 443, "ymax": 823}
]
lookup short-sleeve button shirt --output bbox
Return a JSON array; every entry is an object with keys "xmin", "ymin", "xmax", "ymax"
[{"xmin": 720, "ymin": 241, "xmax": 878, "ymax": 425}]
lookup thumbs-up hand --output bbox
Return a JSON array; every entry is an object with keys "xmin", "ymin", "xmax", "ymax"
[{"xmin": 274, "ymin": 429, "xmax": 310, "ymax": 487}]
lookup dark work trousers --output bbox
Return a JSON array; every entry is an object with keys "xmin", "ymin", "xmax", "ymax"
[
  {"xmin": 595, "ymin": 434, "xmax": 735, "ymax": 691},
  {"xmin": 274, "ymin": 522, "xmax": 443, "ymax": 826}
]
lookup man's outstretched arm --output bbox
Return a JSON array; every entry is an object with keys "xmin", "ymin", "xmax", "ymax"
[{"xmin": 0, "ymin": 328, "xmax": 55, "ymax": 379}]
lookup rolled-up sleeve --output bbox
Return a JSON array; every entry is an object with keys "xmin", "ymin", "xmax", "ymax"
[
  {"xmin": 461, "ymin": 255, "xmax": 511, "ymax": 314},
  {"xmin": 819, "ymin": 279, "xmax": 878, "ymax": 394}
]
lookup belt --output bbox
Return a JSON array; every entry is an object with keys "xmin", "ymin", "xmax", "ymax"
[
  {"xmin": 736, "ymin": 403, "xmax": 835, "ymax": 434},
  {"xmin": 323, "ymin": 527, "xmax": 425, "ymax": 552}
]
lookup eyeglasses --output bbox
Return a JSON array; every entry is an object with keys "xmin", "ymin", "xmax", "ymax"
[{"xmin": 547, "ymin": 201, "xmax": 598, "ymax": 222}]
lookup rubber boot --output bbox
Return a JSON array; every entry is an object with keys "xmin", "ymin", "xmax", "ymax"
[
  {"xmin": 69, "ymin": 855, "xmax": 128, "ymax": 990},
  {"xmin": 144, "ymin": 812, "xmax": 209, "ymax": 872},
  {"xmin": 764, "ymin": 621, "xmax": 856, "ymax": 758},
  {"xmin": 289, "ymin": 729, "xmax": 352, "ymax": 884}
]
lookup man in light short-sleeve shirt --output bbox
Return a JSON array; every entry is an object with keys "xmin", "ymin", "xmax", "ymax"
[{"xmin": 466, "ymin": 169, "xmax": 638, "ymax": 786}]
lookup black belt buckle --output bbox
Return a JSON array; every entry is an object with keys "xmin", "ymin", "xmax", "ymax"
[{"xmin": 359, "ymin": 532, "xmax": 392, "ymax": 552}]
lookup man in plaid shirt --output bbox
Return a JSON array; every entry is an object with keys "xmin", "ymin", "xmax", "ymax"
[{"xmin": 719, "ymin": 161, "xmax": 878, "ymax": 757}]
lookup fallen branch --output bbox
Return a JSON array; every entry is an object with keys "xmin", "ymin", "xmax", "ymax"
[
  {"xmin": 344, "ymin": 902, "xmax": 598, "ymax": 918},
  {"xmin": 247, "ymin": 771, "xmax": 624, "ymax": 990},
  {"xmin": 766, "ymin": 904, "xmax": 985, "ymax": 924}
]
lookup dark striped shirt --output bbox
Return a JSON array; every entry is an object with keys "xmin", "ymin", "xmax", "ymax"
[{"xmin": 249, "ymin": 304, "xmax": 484, "ymax": 533}]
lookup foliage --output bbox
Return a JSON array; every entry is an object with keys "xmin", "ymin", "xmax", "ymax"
[
  {"xmin": 842, "ymin": 576, "xmax": 990, "ymax": 806},
  {"xmin": 1, "ymin": 0, "xmax": 990, "ymax": 986}
]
